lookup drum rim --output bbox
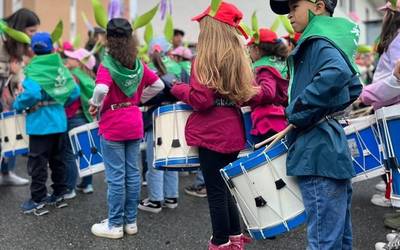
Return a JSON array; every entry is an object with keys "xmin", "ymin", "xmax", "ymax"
[
  {"xmin": 68, "ymin": 121, "xmax": 99, "ymax": 136},
  {"xmin": 343, "ymin": 116, "xmax": 377, "ymax": 134},
  {"xmin": 222, "ymin": 141, "xmax": 287, "ymax": 178},
  {"xmin": 376, "ymin": 103, "xmax": 400, "ymax": 120},
  {"xmin": 154, "ymin": 156, "xmax": 200, "ymax": 167},
  {"xmin": 155, "ymin": 103, "xmax": 192, "ymax": 117},
  {"xmin": 0, "ymin": 110, "xmax": 23, "ymax": 119}
]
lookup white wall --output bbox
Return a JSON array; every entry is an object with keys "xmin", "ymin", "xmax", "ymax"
[{"xmin": 136, "ymin": 0, "xmax": 383, "ymax": 45}]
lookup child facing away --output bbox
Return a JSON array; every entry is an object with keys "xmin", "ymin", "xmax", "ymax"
[
  {"xmin": 13, "ymin": 32, "xmax": 80, "ymax": 214},
  {"xmin": 270, "ymin": 0, "xmax": 362, "ymax": 249}
]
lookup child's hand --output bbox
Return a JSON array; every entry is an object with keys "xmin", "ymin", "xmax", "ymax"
[
  {"xmin": 394, "ymin": 60, "xmax": 400, "ymax": 81},
  {"xmin": 89, "ymin": 105, "xmax": 98, "ymax": 117},
  {"xmin": 10, "ymin": 60, "xmax": 21, "ymax": 74}
]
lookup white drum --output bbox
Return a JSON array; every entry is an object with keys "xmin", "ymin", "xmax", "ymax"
[
  {"xmin": 153, "ymin": 103, "xmax": 199, "ymax": 171},
  {"xmin": 0, "ymin": 111, "xmax": 29, "ymax": 157},
  {"xmin": 221, "ymin": 140, "xmax": 306, "ymax": 239},
  {"xmin": 68, "ymin": 122, "xmax": 104, "ymax": 177}
]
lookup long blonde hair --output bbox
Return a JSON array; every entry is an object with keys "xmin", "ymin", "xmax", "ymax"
[{"xmin": 194, "ymin": 16, "xmax": 256, "ymax": 104}]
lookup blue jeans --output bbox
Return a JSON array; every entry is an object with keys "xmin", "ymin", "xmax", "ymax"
[
  {"xmin": 298, "ymin": 176, "xmax": 352, "ymax": 250},
  {"xmin": 1, "ymin": 156, "xmax": 16, "ymax": 174},
  {"xmin": 64, "ymin": 115, "xmax": 92, "ymax": 191},
  {"xmin": 194, "ymin": 171, "xmax": 205, "ymax": 187},
  {"xmin": 145, "ymin": 130, "xmax": 178, "ymax": 201},
  {"xmin": 101, "ymin": 136, "xmax": 141, "ymax": 227}
]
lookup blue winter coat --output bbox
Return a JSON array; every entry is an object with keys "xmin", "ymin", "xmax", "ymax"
[
  {"xmin": 13, "ymin": 78, "xmax": 80, "ymax": 135},
  {"xmin": 285, "ymin": 38, "xmax": 362, "ymax": 180}
]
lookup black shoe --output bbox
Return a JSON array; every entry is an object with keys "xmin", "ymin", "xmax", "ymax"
[{"xmin": 138, "ymin": 198, "xmax": 162, "ymax": 213}]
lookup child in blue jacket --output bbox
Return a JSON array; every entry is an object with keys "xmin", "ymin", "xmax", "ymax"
[
  {"xmin": 270, "ymin": 0, "xmax": 362, "ymax": 249},
  {"xmin": 13, "ymin": 32, "xmax": 79, "ymax": 214}
]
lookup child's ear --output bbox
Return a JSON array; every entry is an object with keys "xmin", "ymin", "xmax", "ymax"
[{"xmin": 314, "ymin": 0, "xmax": 327, "ymax": 15}]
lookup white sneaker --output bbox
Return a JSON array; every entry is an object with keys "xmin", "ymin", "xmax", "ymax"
[
  {"xmin": 376, "ymin": 180, "xmax": 387, "ymax": 193},
  {"xmin": 0, "ymin": 172, "xmax": 29, "ymax": 186},
  {"xmin": 63, "ymin": 190, "xmax": 76, "ymax": 200},
  {"xmin": 124, "ymin": 222, "xmax": 138, "ymax": 235},
  {"xmin": 375, "ymin": 242, "xmax": 387, "ymax": 250},
  {"xmin": 76, "ymin": 184, "xmax": 94, "ymax": 194},
  {"xmin": 371, "ymin": 193, "xmax": 392, "ymax": 207},
  {"xmin": 387, "ymin": 232, "xmax": 398, "ymax": 242},
  {"xmin": 91, "ymin": 219, "xmax": 123, "ymax": 239}
]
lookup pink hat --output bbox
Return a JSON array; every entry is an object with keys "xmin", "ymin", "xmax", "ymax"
[
  {"xmin": 62, "ymin": 41, "xmax": 74, "ymax": 52},
  {"xmin": 64, "ymin": 48, "xmax": 96, "ymax": 70},
  {"xmin": 171, "ymin": 46, "xmax": 193, "ymax": 60}
]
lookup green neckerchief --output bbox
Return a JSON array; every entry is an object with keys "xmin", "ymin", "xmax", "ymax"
[
  {"xmin": 71, "ymin": 68, "xmax": 95, "ymax": 122},
  {"xmin": 25, "ymin": 53, "xmax": 75, "ymax": 105},
  {"xmin": 148, "ymin": 56, "xmax": 183, "ymax": 79},
  {"xmin": 179, "ymin": 61, "xmax": 191, "ymax": 76},
  {"xmin": 252, "ymin": 56, "xmax": 288, "ymax": 79},
  {"xmin": 103, "ymin": 54, "xmax": 144, "ymax": 97},
  {"xmin": 287, "ymin": 12, "xmax": 360, "ymax": 103}
]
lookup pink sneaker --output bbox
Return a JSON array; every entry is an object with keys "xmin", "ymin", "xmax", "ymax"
[
  {"xmin": 208, "ymin": 240, "xmax": 232, "ymax": 250},
  {"xmin": 229, "ymin": 234, "xmax": 252, "ymax": 250}
]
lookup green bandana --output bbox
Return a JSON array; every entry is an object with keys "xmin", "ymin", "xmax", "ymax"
[
  {"xmin": 179, "ymin": 61, "xmax": 192, "ymax": 76},
  {"xmin": 287, "ymin": 12, "xmax": 360, "ymax": 102},
  {"xmin": 71, "ymin": 68, "xmax": 95, "ymax": 122},
  {"xmin": 25, "ymin": 53, "xmax": 76, "ymax": 105},
  {"xmin": 103, "ymin": 54, "xmax": 144, "ymax": 97},
  {"xmin": 252, "ymin": 56, "xmax": 288, "ymax": 79}
]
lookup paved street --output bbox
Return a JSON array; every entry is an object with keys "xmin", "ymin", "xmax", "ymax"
[{"xmin": 0, "ymin": 157, "xmax": 395, "ymax": 250}]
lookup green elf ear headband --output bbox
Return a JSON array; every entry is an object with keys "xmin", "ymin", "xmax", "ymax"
[
  {"xmin": 91, "ymin": 0, "xmax": 159, "ymax": 31},
  {"xmin": 0, "ymin": 20, "xmax": 31, "ymax": 44},
  {"xmin": 251, "ymin": 11, "xmax": 260, "ymax": 44}
]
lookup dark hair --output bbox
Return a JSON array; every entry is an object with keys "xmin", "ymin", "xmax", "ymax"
[
  {"xmin": 106, "ymin": 35, "xmax": 138, "ymax": 69},
  {"xmin": 377, "ymin": 10, "xmax": 400, "ymax": 55},
  {"xmin": 3, "ymin": 8, "xmax": 40, "ymax": 61},
  {"xmin": 174, "ymin": 29, "xmax": 185, "ymax": 37},
  {"xmin": 79, "ymin": 63, "xmax": 96, "ymax": 79},
  {"xmin": 256, "ymin": 41, "xmax": 288, "ymax": 60},
  {"xmin": 151, "ymin": 51, "xmax": 167, "ymax": 76}
]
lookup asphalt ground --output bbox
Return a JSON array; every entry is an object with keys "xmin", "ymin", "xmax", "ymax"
[{"xmin": 0, "ymin": 156, "xmax": 396, "ymax": 250}]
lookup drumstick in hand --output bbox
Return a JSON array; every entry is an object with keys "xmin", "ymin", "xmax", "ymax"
[{"xmin": 255, "ymin": 124, "xmax": 294, "ymax": 150}]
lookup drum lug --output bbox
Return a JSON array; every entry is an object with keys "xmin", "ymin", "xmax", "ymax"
[
  {"xmin": 171, "ymin": 139, "xmax": 181, "ymax": 148},
  {"xmin": 255, "ymin": 196, "xmax": 267, "ymax": 207},
  {"xmin": 78, "ymin": 150, "xmax": 83, "ymax": 157},
  {"xmin": 157, "ymin": 137, "xmax": 162, "ymax": 146},
  {"xmin": 16, "ymin": 134, "xmax": 23, "ymax": 140},
  {"xmin": 91, "ymin": 147, "xmax": 98, "ymax": 154},
  {"xmin": 4, "ymin": 136, "xmax": 9, "ymax": 142},
  {"xmin": 275, "ymin": 179, "xmax": 286, "ymax": 190}
]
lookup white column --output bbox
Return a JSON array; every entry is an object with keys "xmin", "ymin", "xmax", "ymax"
[
  {"xmin": 70, "ymin": 0, "xmax": 77, "ymax": 41},
  {"xmin": 130, "ymin": 0, "xmax": 138, "ymax": 21},
  {"xmin": 12, "ymin": 0, "xmax": 22, "ymax": 13},
  {"xmin": 0, "ymin": 0, "xmax": 4, "ymax": 18}
]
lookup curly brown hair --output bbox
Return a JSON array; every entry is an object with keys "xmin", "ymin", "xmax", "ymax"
[
  {"xmin": 106, "ymin": 35, "xmax": 138, "ymax": 69},
  {"xmin": 256, "ymin": 41, "xmax": 289, "ymax": 60}
]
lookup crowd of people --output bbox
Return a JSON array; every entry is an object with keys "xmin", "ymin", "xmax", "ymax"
[{"xmin": 1, "ymin": 0, "xmax": 400, "ymax": 249}]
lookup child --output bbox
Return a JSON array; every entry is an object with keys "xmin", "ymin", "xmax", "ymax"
[
  {"xmin": 247, "ymin": 28, "xmax": 289, "ymax": 143},
  {"xmin": 270, "ymin": 0, "xmax": 362, "ymax": 249},
  {"xmin": 138, "ymin": 38, "xmax": 180, "ymax": 213},
  {"xmin": 171, "ymin": 2, "xmax": 256, "ymax": 249},
  {"xmin": 13, "ymin": 32, "xmax": 80, "ymax": 214},
  {"xmin": 89, "ymin": 18, "xmax": 164, "ymax": 239},
  {"xmin": 171, "ymin": 46, "xmax": 193, "ymax": 77},
  {"xmin": 63, "ymin": 48, "xmax": 97, "ymax": 199}
]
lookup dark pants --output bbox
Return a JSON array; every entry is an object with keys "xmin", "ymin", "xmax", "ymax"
[
  {"xmin": 28, "ymin": 133, "xmax": 68, "ymax": 202},
  {"xmin": 199, "ymin": 147, "xmax": 241, "ymax": 245}
]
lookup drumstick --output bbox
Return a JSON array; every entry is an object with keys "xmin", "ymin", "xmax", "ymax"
[
  {"xmin": 255, "ymin": 124, "xmax": 294, "ymax": 150},
  {"xmin": 254, "ymin": 133, "xmax": 279, "ymax": 149}
]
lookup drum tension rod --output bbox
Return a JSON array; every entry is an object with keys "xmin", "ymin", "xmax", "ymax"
[
  {"xmin": 255, "ymin": 196, "xmax": 267, "ymax": 207},
  {"xmin": 16, "ymin": 134, "xmax": 23, "ymax": 140},
  {"xmin": 275, "ymin": 179, "xmax": 286, "ymax": 190},
  {"xmin": 171, "ymin": 139, "xmax": 181, "ymax": 148}
]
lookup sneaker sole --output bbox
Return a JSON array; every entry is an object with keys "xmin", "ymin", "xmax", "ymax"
[
  {"xmin": 163, "ymin": 203, "xmax": 178, "ymax": 209},
  {"xmin": 124, "ymin": 228, "xmax": 138, "ymax": 235},
  {"xmin": 184, "ymin": 190, "xmax": 207, "ymax": 198},
  {"xmin": 138, "ymin": 204, "xmax": 162, "ymax": 213},
  {"xmin": 22, "ymin": 203, "xmax": 46, "ymax": 214},
  {"xmin": 91, "ymin": 228, "xmax": 124, "ymax": 239}
]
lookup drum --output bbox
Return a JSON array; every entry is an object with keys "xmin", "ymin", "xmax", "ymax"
[
  {"xmin": 239, "ymin": 106, "xmax": 254, "ymax": 158},
  {"xmin": 376, "ymin": 104, "xmax": 400, "ymax": 207},
  {"xmin": 68, "ymin": 122, "xmax": 104, "ymax": 178},
  {"xmin": 343, "ymin": 115, "xmax": 385, "ymax": 183},
  {"xmin": 0, "ymin": 111, "xmax": 29, "ymax": 157},
  {"xmin": 153, "ymin": 103, "xmax": 199, "ymax": 171},
  {"xmin": 220, "ymin": 140, "xmax": 306, "ymax": 239}
]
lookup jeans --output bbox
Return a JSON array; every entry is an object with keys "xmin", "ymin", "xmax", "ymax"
[
  {"xmin": 64, "ymin": 115, "xmax": 93, "ymax": 191},
  {"xmin": 298, "ymin": 176, "xmax": 353, "ymax": 250},
  {"xmin": 199, "ymin": 147, "xmax": 241, "ymax": 245},
  {"xmin": 28, "ymin": 134, "xmax": 68, "ymax": 202},
  {"xmin": 1, "ymin": 156, "xmax": 16, "ymax": 174},
  {"xmin": 100, "ymin": 136, "xmax": 141, "ymax": 227},
  {"xmin": 145, "ymin": 129, "xmax": 179, "ymax": 201},
  {"xmin": 194, "ymin": 171, "xmax": 205, "ymax": 187}
]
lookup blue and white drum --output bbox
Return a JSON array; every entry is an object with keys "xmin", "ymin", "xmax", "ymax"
[
  {"xmin": 220, "ymin": 140, "xmax": 306, "ymax": 239},
  {"xmin": 241, "ymin": 106, "xmax": 254, "ymax": 154},
  {"xmin": 68, "ymin": 122, "xmax": 104, "ymax": 178},
  {"xmin": 376, "ymin": 104, "xmax": 400, "ymax": 207},
  {"xmin": 0, "ymin": 111, "xmax": 29, "ymax": 157},
  {"xmin": 343, "ymin": 115, "xmax": 385, "ymax": 183},
  {"xmin": 153, "ymin": 103, "xmax": 199, "ymax": 171}
]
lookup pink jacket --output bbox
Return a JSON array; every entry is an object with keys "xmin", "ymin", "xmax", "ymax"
[
  {"xmin": 360, "ymin": 32, "xmax": 400, "ymax": 110},
  {"xmin": 170, "ymin": 71, "xmax": 245, "ymax": 154},
  {"xmin": 247, "ymin": 66, "xmax": 288, "ymax": 136}
]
